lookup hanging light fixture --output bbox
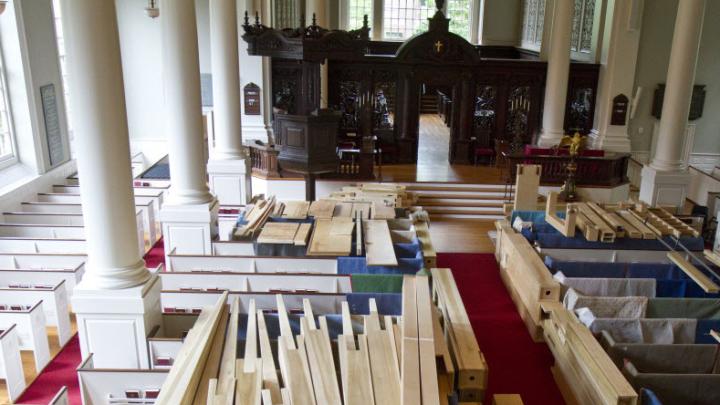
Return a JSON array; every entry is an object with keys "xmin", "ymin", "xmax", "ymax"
[
  {"xmin": 145, "ymin": 0, "xmax": 159, "ymax": 18},
  {"xmin": 0, "ymin": 1, "xmax": 8, "ymax": 15}
]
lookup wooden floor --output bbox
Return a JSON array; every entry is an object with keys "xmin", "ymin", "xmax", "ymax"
[
  {"xmin": 0, "ymin": 317, "xmax": 78, "ymax": 404},
  {"xmin": 380, "ymin": 114, "xmax": 506, "ymax": 183},
  {"xmin": 429, "ymin": 218, "xmax": 497, "ymax": 253}
]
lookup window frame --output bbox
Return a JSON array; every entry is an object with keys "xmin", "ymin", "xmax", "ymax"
[{"xmin": 0, "ymin": 40, "xmax": 18, "ymax": 170}]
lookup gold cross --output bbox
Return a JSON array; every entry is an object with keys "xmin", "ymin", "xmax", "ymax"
[{"xmin": 434, "ymin": 40, "xmax": 443, "ymax": 53}]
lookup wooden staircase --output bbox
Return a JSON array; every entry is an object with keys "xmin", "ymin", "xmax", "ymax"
[
  {"xmin": 404, "ymin": 182, "xmax": 512, "ymax": 220},
  {"xmin": 420, "ymin": 94, "xmax": 438, "ymax": 114}
]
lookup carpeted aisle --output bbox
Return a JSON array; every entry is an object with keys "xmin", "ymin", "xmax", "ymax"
[
  {"xmin": 16, "ymin": 335, "xmax": 82, "ymax": 404},
  {"xmin": 437, "ymin": 253, "xmax": 565, "ymax": 405}
]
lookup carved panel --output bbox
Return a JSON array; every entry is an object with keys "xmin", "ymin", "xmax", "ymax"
[
  {"xmin": 374, "ymin": 81, "xmax": 396, "ymax": 129},
  {"xmin": 506, "ymin": 85, "xmax": 531, "ymax": 140},
  {"xmin": 337, "ymin": 81, "xmax": 362, "ymax": 132}
]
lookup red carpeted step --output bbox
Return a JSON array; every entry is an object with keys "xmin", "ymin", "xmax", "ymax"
[{"xmin": 437, "ymin": 253, "xmax": 565, "ymax": 405}]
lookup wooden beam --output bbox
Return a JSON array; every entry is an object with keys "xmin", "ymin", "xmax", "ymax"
[
  {"xmin": 364, "ymin": 220, "xmax": 398, "ymax": 266},
  {"xmin": 301, "ymin": 317, "xmax": 342, "ymax": 405},
  {"xmin": 219, "ymin": 298, "xmax": 240, "ymax": 392},
  {"xmin": 293, "ymin": 223, "xmax": 312, "ymax": 246},
  {"xmin": 545, "ymin": 192, "xmax": 577, "ymax": 238},
  {"xmin": 401, "ymin": 276, "xmax": 421, "ymax": 405},
  {"xmin": 257, "ymin": 310, "xmax": 282, "ymax": 404},
  {"xmin": 575, "ymin": 211, "xmax": 599, "ymax": 242},
  {"xmin": 366, "ymin": 300, "xmax": 401, "ymax": 405},
  {"xmin": 193, "ymin": 307, "xmax": 230, "ymax": 404},
  {"xmin": 338, "ymin": 334, "xmax": 376, "ymax": 405},
  {"xmin": 576, "ymin": 203, "xmax": 616, "ymax": 242},
  {"xmin": 616, "ymin": 210, "xmax": 656, "ymax": 239},
  {"xmin": 704, "ymin": 249, "xmax": 720, "ymax": 267},
  {"xmin": 668, "ymin": 251, "xmax": 720, "ymax": 293},
  {"xmin": 417, "ymin": 275, "xmax": 440, "ymax": 405},
  {"xmin": 513, "ymin": 164, "xmax": 541, "ymax": 211},
  {"xmin": 236, "ymin": 359, "xmax": 262, "ymax": 405}
]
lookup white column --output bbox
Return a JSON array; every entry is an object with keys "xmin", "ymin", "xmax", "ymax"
[
  {"xmin": 307, "ymin": 0, "xmax": 329, "ymax": 109},
  {"xmin": 537, "ymin": 0, "xmax": 574, "ymax": 147},
  {"xmin": 62, "ymin": 0, "xmax": 160, "ymax": 369},
  {"xmin": 207, "ymin": 0, "xmax": 251, "ymax": 206},
  {"xmin": 160, "ymin": 0, "xmax": 219, "ymax": 259},
  {"xmin": 639, "ymin": 0, "xmax": 706, "ymax": 208},
  {"xmin": 589, "ymin": 0, "xmax": 643, "ymax": 153},
  {"xmin": 372, "ymin": 0, "xmax": 383, "ymax": 40},
  {"xmin": 262, "ymin": 0, "xmax": 275, "ymax": 141}
]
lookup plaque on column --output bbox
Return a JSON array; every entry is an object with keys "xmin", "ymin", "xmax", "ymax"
[
  {"xmin": 244, "ymin": 83, "xmax": 261, "ymax": 115},
  {"xmin": 610, "ymin": 94, "xmax": 629, "ymax": 126}
]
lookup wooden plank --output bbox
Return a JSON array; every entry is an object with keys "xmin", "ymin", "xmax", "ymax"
[
  {"xmin": 351, "ymin": 202, "xmax": 372, "ymax": 220},
  {"xmin": 545, "ymin": 192, "xmax": 577, "ymax": 238},
  {"xmin": 576, "ymin": 203, "xmax": 615, "ymax": 242},
  {"xmin": 607, "ymin": 212, "xmax": 643, "ymax": 239},
  {"xmin": 218, "ymin": 298, "xmax": 240, "ymax": 393},
  {"xmin": 364, "ymin": 220, "xmax": 398, "ymax": 267},
  {"xmin": 236, "ymin": 359, "xmax": 262, "ymax": 405},
  {"xmin": 616, "ymin": 210, "xmax": 656, "ymax": 239},
  {"xmin": 356, "ymin": 210, "xmax": 363, "ymax": 256},
  {"xmin": 243, "ymin": 300, "xmax": 257, "ymax": 372},
  {"xmin": 277, "ymin": 337, "xmax": 316, "ymax": 405},
  {"xmin": 432, "ymin": 306, "xmax": 454, "ymax": 383},
  {"xmin": 493, "ymin": 394, "xmax": 524, "ymax": 405},
  {"xmin": 193, "ymin": 307, "xmax": 230, "ymax": 404},
  {"xmin": 415, "ymin": 220, "xmax": 437, "ymax": 268},
  {"xmin": 275, "ymin": 295, "xmax": 295, "ymax": 349},
  {"xmin": 308, "ymin": 200, "xmax": 336, "ymax": 219},
  {"xmin": 156, "ymin": 292, "xmax": 228, "ymax": 405},
  {"xmin": 372, "ymin": 202, "xmax": 396, "ymax": 219},
  {"xmin": 513, "ymin": 164, "xmax": 541, "ymax": 211},
  {"xmin": 668, "ymin": 251, "xmax": 720, "ymax": 293},
  {"xmin": 704, "ymin": 249, "xmax": 720, "ymax": 267},
  {"xmin": 257, "ymin": 310, "xmax": 282, "ymax": 404},
  {"xmin": 281, "ymin": 201, "xmax": 310, "ymax": 219},
  {"xmin": 307, "ymin": 219, "xmax": 353, "ymax": 256},
  {"xmin": 333, "ymin": 202, "xmax": 353, "ymax": 218},
  {"xmin": 366, "ymin": 304, "xmax": 401, "ymax": 405},
  {"xmin": 257, "ymin": 223, "xmax": 300, "ymax": 245},
  {"xmin": 430, "ymin": 269, "xmax": 487, "ymax": 391},
  {"xmin": 710, "ymin": 329, "xmax": 720, "ymax": 344},
  {"xmin": 401, "ymin": 276, "xmax": 421, "ymax": 405},
  {"xmin": 338, "ymin": 334, "xmax": 376, "ymax": 405},
  {"xmin": 575, "ymin": 211, "xmax": 599, "ymax": 242},
  {"xmin": 301, "ymin": 317, "xmax": 342, "ymax": 405},
  {"xmin": 416, "ymin": 275, "xmax": 440, "ymax": 405},
  {"xmin": 293, "ymin": 223, "xmax": 312, "ymax": 246}
]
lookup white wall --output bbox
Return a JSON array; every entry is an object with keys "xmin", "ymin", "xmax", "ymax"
[
  {"xmin": 480, "ymin": 0, "xmax": 522, "ymax": 46},
  {"xmin": 629, "ymin": 0, "xmax": 720, "ymax": 168}
]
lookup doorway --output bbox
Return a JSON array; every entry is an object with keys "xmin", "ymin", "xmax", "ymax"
[{"xmin": 416, "ymin": 84, "xmax": 452, "ymax": 170}]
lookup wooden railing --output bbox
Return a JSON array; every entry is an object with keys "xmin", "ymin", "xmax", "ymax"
[
  {"xmin": 247, "ymin": 142, "xmax": 281, "ymax": 178},
  {"xmin": 503, "ymin": 152, "xmax": 630, "ymax": 187}
]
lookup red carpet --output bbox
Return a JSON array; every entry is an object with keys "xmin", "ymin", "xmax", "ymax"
[
  {"xmin": 16, "ymin": 335, "xmax": 82, "ymax": 405},
  {"xmin": 16, "ymin": 239, "xmax": 167, "ymax": 405},
  {"xmin": 437, "ymin": 253, "xmax": 565, "ymax": 405}
]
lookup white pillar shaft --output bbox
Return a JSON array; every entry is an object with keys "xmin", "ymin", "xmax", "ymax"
[
  {"xmin": 538, "ymin": 0, "xmax": 574, "ymax": 145},
  {"xmin": 60, "ymin": 0, "xmax": 149, "ymax": 289},
  {"xmin": 210, "ymin": 0, "xmax": 243, "ymax": 159},
  {"xmin": 307, "ymin": 0, "xmax": 329, "ymax": 109},
  {"xmin": 651, "ymin": 0, "xmax": 706, "ymax": 172},
  {"xmin": 162, "ymin": 0, "xmax": 214, "ymax": 205},
  {"xmin": 262, "ymin": 0, "xmax": 274, "ymax": 139}
]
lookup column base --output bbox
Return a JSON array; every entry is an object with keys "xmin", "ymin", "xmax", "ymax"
[
  {"xmin": 536, "ymin": 129, "xmax": 565, "ymax": 148},
  {"xmin": 639, "ymin": 165, "xmax": 691, "ymax": 209},
  {"xmin": 207, "ymin": 158, "xmax": 251, "ymax": 206},
  {"xmin": 589, "ymin": 129, "xmax": 632, "ymax": 153},
  {"xmin": 160, "ymin": 199, "xmax": 219, "ymax": 260},
  {"xmin": 71, "ymin": 274, "xmax": 162, "ymax": 369}
]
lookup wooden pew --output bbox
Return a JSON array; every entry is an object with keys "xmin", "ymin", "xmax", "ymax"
[
  {"xmin": 159, "ymin": 272, "xmax": 351, "ymax": 294},
  {"xmin": 167, "ymin": 253, "xmax": 338, "ymax": 273},
  {"xmin": 76, "ymin": 355, "xmax": 167, "ymax": 404},
  {"xmin": 0, "ymin": 224, "xmax": 85, "ymax": 239},
  {"xmin": 0, "ymin": 280, "xmax": 73, "ymax": 345},
  {"xmin": 3, "ymin": 211, "xmax": 85, "ymax": 225},
  {"xmin": 0, "ymin": 300, "xmax": 51, "ymax": 372},
  {"xmin": 160, "ymin": 290, "xmax": 346, "ymax": 315},
  {"xmin": 0, "ymin": 237, "xmax": 87, "ymax": 254},
  {"xmin": 210, "ymin": 241, "xmax": 256, "ymax": 256},
  {"xmin": 38, "ymin": 192, "xmax": 163, "ymax": 243},
  {"xmin": 48, "ymin": 386, "xmax": 70, "ymax": 405},
  {"xmin": 22, "ymin": 199, "xmax": 157, "ymax": 246},
  {"xmin": 0, "ymin": 325, "xmax": 26, "ymax": 402}
]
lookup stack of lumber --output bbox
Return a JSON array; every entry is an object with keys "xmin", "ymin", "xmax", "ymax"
[
  {"xmin": 309, "ymin": 199, "xmax": 395, "ymax": 220},
  {"xmin": 540, "ymin": 302, "xmax": 637, "ymax": 405},
  {"xmin": 234, "ymin": 197, "xmax": 277, "ymax": 240},
  {"xmin": 543, "ymin": 195, "xmax": 700, "ymax": 243},
  {"xmin": 257, "ymin": 222, "xmax": 312, "ymax": 246},
  {"xmin": 307, "ymin": 218, "xmax": 355, "ymax": 256},
  {"xmin": 331, "ymin": 183, "xmax": 417, "ymax": 208},
  {"xmin": 156, "ymin": 274, "xmax": 482, "ymax": 405},
  {"xmin": 272, "ymin": 201, "xmax": 311, "ymax": 220}
]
